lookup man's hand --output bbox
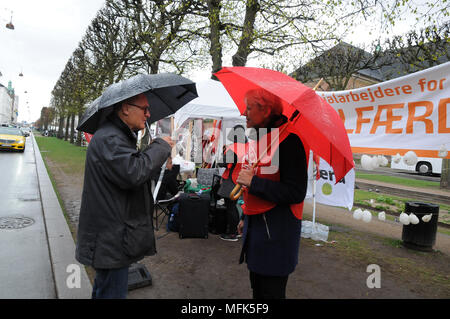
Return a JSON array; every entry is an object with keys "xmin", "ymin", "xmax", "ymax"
[
  {"xmin": 236, "ymin": 168, "xmax": 254, "ymax": 187},
  {"xmin": 161, "ymin": 136, "xmax": 175, "ymax": 148}
]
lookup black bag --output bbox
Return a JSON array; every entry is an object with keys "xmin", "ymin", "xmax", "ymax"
[
  {"xmin": 178, "ymin": 193, "xmax": 210, "ymax": 239},
  {"xmin": 217, "ymin": 178, "xmax": 235, "ymax": 199}
]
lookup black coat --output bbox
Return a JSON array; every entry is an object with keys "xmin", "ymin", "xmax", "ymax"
[
  {"xmin": 75, "ymin": 114, "xmax": 171, "ymax": 269},
  {"xmin": 239, "ymin": 129, "xmax": 308, "ymax": 276}
]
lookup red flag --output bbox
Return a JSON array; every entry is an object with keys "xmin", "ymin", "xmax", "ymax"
[
  {"xmin": 313, "ymin": 153, "xmax": 320, "ymax": 180},
  {"xmin": 84, "ymin": 132, "xmax": 93, "ymax": 143}
]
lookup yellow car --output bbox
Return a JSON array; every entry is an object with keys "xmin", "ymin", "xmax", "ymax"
[{"xmin": 0, "ymin": 127, "xmax": 26, "ymax": 152}]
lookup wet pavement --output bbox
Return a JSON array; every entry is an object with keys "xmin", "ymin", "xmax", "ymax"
[{"xmin": 0, "ymin": 136, "xmax": 55, "ymax": 298}]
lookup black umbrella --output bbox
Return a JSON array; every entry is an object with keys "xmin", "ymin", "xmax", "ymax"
[{"xmin": 77, "ymin": 73, "xmax": 198, "ymax": 134}]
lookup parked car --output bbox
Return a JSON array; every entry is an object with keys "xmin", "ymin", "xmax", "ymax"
[
  {"xmin": 0, "ymin": 127, "xmax": 26, "ymax": 152},
  {"xmin": 21, "ymin": 127, "xmax": 31, "ymax": 137}
]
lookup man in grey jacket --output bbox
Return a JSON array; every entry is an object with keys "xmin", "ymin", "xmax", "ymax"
[{"xmin": 76, "ymin": 93, "xmax": 174, "ymax": 299}]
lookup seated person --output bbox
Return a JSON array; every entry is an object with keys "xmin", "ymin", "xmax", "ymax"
[{"xmin": 151, "ymin": 157, "xmax": 180, "ymax": 201}]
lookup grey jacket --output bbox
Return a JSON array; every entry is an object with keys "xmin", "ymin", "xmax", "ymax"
[{"xmin": 75, "ymin": 114, "xmax": 171, "ymax": 269}]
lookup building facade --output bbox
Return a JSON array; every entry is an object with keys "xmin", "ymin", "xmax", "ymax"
[{"xmin": 0, "ymin": 81, "xmax": 18, "ymax": 125}]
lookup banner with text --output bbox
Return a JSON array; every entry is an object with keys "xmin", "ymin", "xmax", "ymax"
[
  {"xmin": 317, "ymin": 62, "xmax": 450, "ymax": 158},
  {"xmin": 306, "ymin": 154, "xmax": 355, "ymax": 211}
]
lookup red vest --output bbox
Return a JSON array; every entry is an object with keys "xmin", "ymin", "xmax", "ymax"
[{"xmin": 240, "ymin": 122, "xmax": 309, "ymax": 220}]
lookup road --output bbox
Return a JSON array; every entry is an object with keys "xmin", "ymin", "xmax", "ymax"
[{"xmin": 0, "ymin": 135, "xmax": 55, "ymax": 298}]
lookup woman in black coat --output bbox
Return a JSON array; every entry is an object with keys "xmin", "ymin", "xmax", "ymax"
[{"xmin": 236, "ymin": 89, "xmax": 308, "ymax": 299}]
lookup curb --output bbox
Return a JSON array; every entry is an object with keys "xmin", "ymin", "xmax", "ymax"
[{"xmin": 32, "ymin": 133, "xmax": 92, "ymax": 299}]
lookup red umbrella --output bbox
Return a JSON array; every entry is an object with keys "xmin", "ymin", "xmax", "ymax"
[{"xmin": 214, "ymin": 66, "xmax": 354, "ymax": 184}]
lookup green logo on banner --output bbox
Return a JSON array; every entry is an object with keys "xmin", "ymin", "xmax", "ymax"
[{"xmin": 322, "ymin": 183, "xmax": 332, "ymax": 195}]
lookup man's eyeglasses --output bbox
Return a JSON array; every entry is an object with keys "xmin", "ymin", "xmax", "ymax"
[{"xmin": 127, "ymin": 102, "xmax": 150, "ymax": 114}]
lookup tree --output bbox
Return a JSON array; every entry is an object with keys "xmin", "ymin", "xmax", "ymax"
[
  {"xmin": 291, "ymin": 41, "xmax": 389, "ymax": 90},
  {"xmin": 39, "ymin": 107, "xmax": 54, "ymax": 131},
  {"xmin": 197, "ymin": 0, "xmax": 342, "ymax": 78},
  {"xmin": 81, "ymin": 3, "xmax": 141, "ymax": 88},
  {"xmin": 384, "ymin": 21, "xmax": 449, "ymax": 79}
]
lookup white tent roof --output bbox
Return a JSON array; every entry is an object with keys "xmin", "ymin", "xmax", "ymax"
[{"xmin": 173, "ymin": 79, "xmax": 245, "ymax": 129}]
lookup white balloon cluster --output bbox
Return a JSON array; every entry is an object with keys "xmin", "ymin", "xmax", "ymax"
[
  {"xmin": 391, "ymin": 151, "xmax": 420, "ymax": 166},
  {"xmin": 398, "ymin": 212, "xmax": 432, "ymax": 225},
  {"xmin": 353, "ymin": 209, "xmax": 434, "ymax": 225},
  {"xmin": 361, "ymin": 155, "xmax": 389, "ymax": 170},
  {"xmin": 352, "ymin": 208, "xmax": 385, "ymax": 223}
]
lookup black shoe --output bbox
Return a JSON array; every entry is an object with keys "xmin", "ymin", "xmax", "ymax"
[{"xmin": 220, "ymin": 233, "xmax": 238, "ymax": 242}]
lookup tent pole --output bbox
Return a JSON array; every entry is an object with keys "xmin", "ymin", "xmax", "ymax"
[
  {"xmin": 170, "ymin": 117, "xmax": 176, "ymax": 158},
  {"xmin": 312, "ymin": 155, "xmax": 316, "ymax": 229},
  {"xmin": 185, "ymin": 120, "xmax": 193, "ymax": 161}
]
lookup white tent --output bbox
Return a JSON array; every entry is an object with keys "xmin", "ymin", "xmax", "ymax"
[
  {"xmin": 172, "ymin": 79, "xmax": 247, "ymax": 164},
  {"xmin": 173, "ymin": 79, "xmax": 246, "ymax": 130}
]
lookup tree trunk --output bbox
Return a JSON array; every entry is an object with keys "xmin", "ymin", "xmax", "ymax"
[
  {"xmin": 70, "ymin": 113, "xmax": 75, "ymax": 144},
  {"xmin": 58, "ymin": 116, "xmax": 65, "ymax": 139},
  {"xmin": 440, "ymin": 158, "xmax": 450, "ymax": 189},
  {"xmin": 207, "ymin": 0, "xmax": 223, "ymax": 79},
  {"xmin": 150, "ymin": 60, "xmax": 159, "ymax": 74},
  {"xmin": 76, "ymin": 111, "xmax": 83, "ymax": 146},
  {"xmin": 64, "ymin": 115, "xmax": 70, "ymax": 141},
  {"xmin": 232, "ymin": 0, "xmax": 260, "ymax": 67}
]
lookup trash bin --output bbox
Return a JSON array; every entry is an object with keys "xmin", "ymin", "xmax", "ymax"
[{"xmin": 402, "ymin": 202, "xmax": 439, "ymax": 252}]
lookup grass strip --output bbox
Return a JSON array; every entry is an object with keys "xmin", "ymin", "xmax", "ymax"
[
  {"xmin": 356, "ymin": 172, "xmax": 441, "ymax": 189},
  {"xmin": 356, "ymin": 172, "xmax": 440, "ymax": 189},
  {"xmin": 35, "ymin": 136, "xmax": 82, "ymax": 239},
  {"xmin": 35, "ymin": 136, "xmax": 87, "ymax": 175}
]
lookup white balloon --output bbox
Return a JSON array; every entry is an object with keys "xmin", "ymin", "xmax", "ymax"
[
  {"xmin": 361, "ymin": 155, "xmax": 374, "ymax": 170},
  {"xmin": 403, "ymin": 151, "xmax": 418, "ymax": 166},
  {"xmin": 362, "ymin": 210, "xmax": 372, "ymax": 223},
  {"xmin": 422, "ymin": 214, "xmax": 432, "ymax": 223},
  {"xmin": 438, "ymin": 145, "xmax": 448, "ymax": 158},
  {"xmin": 371, "ymin": 156, "xmax": 380, "ymax": 169},
  {"xmin": 409, "ymin": 213, "xmax": 420, "ymax": 225},
  {"xmin": 353, "ymin": 208, "xmax": 363, "ymax": 220},
  {"xmin": 378, "ymin": 211, "xmax": 386, "ymax": 221},
  {"xmin": 392, "ymin": 153, "xmax": 402, "ymax": 164},
  {"xmin": 399, "ymin": 212, "xmax": 410, "ymax": 225},
  {"xmin": 380, "ymin": 156, "xmax": 389, "ymax": 167}
]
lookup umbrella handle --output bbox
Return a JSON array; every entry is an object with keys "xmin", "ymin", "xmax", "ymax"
[{"xmin": 230, "ymin": 184, "xmax": 243, "ymax": 201}]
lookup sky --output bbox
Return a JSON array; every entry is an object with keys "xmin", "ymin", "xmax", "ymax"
[
  {"xmin": 0, "ymin": 0, "xmax": 105, "ymax": 123},
  {"xmin": 0, "ymin": 1, "xmax": 431, "ymax": 123}
]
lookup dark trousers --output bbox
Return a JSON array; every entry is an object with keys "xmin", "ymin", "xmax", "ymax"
[
  {"xmin": 225, "ymin": 198, "xmax": 239, "ymax": 234},
  {"xmin": 91, "ymin": 267, "xmax": 129, "ymax": 299},
  {"xmin": 249, "ymin": 271, "xmax": 289, "ymax": 299}
]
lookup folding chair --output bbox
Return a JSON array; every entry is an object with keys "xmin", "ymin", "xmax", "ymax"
[
  {"xmin": 154, "ymin": 192, "xmax": 182, "ymax": 231},
  {"xmin": 152, "ymin": 164, "xmax": 182, "ymax": 231}
]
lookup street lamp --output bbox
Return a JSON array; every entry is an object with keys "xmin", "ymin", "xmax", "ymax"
[
  {"xmin": 5, "ymin": 21, "xmax": 14, "ymax": 29},
  {"xmin": 5, "ymin": 11, "xmax": 14, "ymax": 30}
]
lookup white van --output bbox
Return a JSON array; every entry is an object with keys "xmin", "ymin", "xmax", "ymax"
[{"xmin": 391, "ymin": 157, "xmax": 442, "ymax": 175}]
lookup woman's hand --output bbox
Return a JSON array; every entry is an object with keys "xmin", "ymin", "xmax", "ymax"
[{"xmin": 236, "ymin": 168, "xmax": 254, "ymax": 187}]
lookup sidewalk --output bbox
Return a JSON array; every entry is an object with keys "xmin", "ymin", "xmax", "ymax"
[
  {"xmin": 0, "ymin": 137, "xmax": 55, "ymax": 298},
  {"xmin": 32, "ymin": 133, "xmax": 91, "ymax": 298}
]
